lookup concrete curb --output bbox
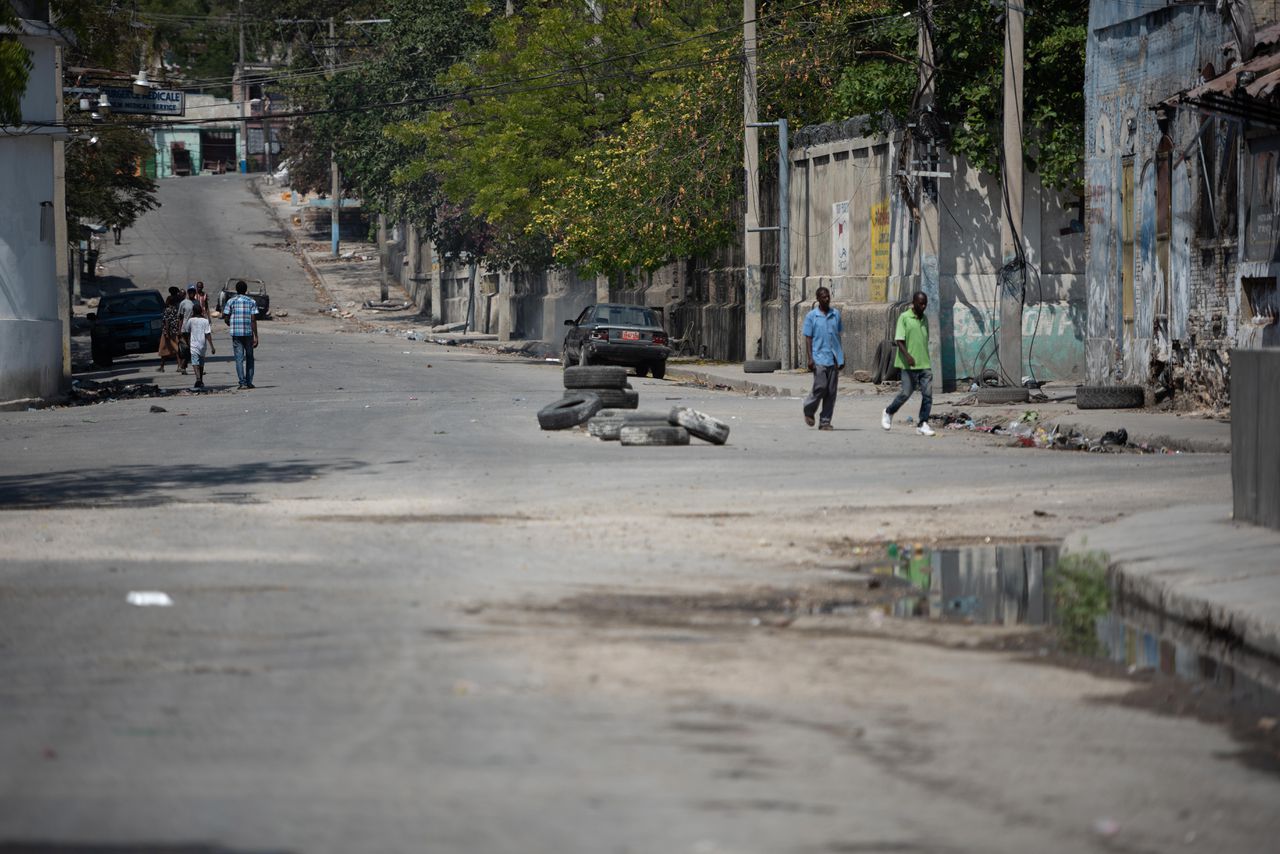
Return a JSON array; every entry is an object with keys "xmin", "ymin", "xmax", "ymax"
[
  {"xmin": 665, "ymin": 367, "xmax": 804, "ymax": 397},
  {"xmin": 1063, "ymin": 504, "xmax": 1280, "ymax": 668}
]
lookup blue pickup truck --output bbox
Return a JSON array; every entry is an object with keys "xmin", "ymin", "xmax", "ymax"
[{"xmin": 88, "ymin": 289, "xmax": 165, "ymax": 367}]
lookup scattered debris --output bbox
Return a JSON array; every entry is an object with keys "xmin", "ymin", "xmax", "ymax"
[
  {"xmin": 66, "ymin": 378, "xmax": 172, "ymax": 406},
  {"xmin": 126, "ymin": 591, "xmax": 174, "ymax": 607},
  {"xmin": 149, "ymin": 405, "xmax": 167, "ymax": 413}
]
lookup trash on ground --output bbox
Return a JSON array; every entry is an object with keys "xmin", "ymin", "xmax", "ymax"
[
  {"xmin": 126, "ymin": 591, "xmax": 174, "ymax": 607},
  {"xmin": 149, "ymin": 405, "xmax": 167, "ymax": 413}
]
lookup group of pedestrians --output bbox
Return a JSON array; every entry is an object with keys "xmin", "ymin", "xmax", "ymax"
[
  {"xmin": 157, "ymin": 279, "xmax": 259, "ymax": 390},
  {"xmin": 801, "ymin": 288, "xmax": 933, "ymax": 436}
]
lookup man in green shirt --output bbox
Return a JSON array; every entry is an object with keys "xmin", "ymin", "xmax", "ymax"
[{"xmin": 881, "ymin": 291, "xmax": 935, "ymax": 436}]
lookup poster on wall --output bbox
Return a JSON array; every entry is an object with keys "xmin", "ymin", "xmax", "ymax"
[
  {"xmin": 832, "ymin": 201, "xmax": 850, "ymax": 275},
  {"xmin": 869, "ymin": 198, "xmax": 890, "ymax": 302}
]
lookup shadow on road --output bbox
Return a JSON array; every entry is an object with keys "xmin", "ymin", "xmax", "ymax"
[
  {"xmin": 0, "ymin": 844, "xmax": 293, "ymax": 854},
  {"xmin": 0, "ymin": 459, "xmax": 365, "ymax": 510}
]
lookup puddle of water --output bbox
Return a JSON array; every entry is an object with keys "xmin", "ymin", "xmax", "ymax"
[
  {"xmin": 853, "ymin": 542, "xmax": 1059, "ymax": 626},
  {"xmin": 853, "ymin": 542, "xmax": 1280, "ymax": 711}
]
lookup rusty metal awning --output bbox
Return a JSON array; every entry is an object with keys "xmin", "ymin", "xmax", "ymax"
[{"xmin": 1162, "ymin": 51, "xmax": 1280, "ymax": 127}]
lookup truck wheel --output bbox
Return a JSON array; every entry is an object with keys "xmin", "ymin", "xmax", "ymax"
[
  {"xmin": 669, "ymin": 407, "xmax": 730, "ymax": 445},
  {"xmin": 537, "ymin": 393, "xmax": 603, "ymax": 430},
  {"xmin": 1075, "ymin": 385, "xmax": 1145, "ymax": 410},
  {"xmin": 92, "ymin": 345, "xmax": 113, "ymax": 367},
  {"xmin": 564, "ymin": 366, "xmax": 629, "ymax": 389},
  {"xmin": 619, "ymin": 424, "xmax": 690, "ymax": 446}
]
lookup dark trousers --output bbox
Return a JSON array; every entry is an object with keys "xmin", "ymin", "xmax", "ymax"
[
  {"xmin": 803, "ymin": 363, "xmax": 840, "ymax": 425},
  {"xmin": 886, "ymin": 369, "xmax": 932, "ymax": 422},
  {"xmin": 232, "ymin": 336, "xmax": 255, "ymax": 386}
]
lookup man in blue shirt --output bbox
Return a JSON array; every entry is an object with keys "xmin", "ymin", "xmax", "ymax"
[
  {"xmin": 223, "ymin": 280, "xmax": 259, "ymax": 389},
  {"xmin": 801, "ymin": 286, "xmax": 844, "ymax": 430}
]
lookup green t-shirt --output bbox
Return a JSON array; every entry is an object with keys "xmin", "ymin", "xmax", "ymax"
[{"xmin": 893, "ymin": 310, "xmax": 930, "ymax": 370}]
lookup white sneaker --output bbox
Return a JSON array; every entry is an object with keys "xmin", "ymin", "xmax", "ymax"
[
  {"xmin": 881, "ymin": 410, "xmax": 892, "ymax": 431},
  {"xmin": 916, "ymin": 422, "xmax": 936, "ymax": 436}
]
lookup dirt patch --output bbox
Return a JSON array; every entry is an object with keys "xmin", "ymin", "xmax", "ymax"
[{"xmin": 303, "ymin": 513, "xmax": 541, "ymax": 524}]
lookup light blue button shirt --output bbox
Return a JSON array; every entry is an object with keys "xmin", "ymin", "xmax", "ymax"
[{"xmin": 803, "ymin": 306, "xmax": 844, "ymax": 367}]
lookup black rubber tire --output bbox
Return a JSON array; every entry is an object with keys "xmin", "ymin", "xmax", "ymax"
[
  {"xmin": 669, "ymin": 407, "xmax": 730, "ymax": 445},
  {"xmin": 975, "ymin": 387, "xmax": 1031, "ymax": 405},
  {"xmin": 537, "ymin": 393, "xmax": 603, "ymax": 430},
  {"xmin": 91, "ymin": 344, "xmax": 112, "ymax": 367},
  {"xmin": 744, "ymin": 359, "xmax": 782, "ymax": 374},
  {"xmin": 651, "ymin": 361, "xmax": 666, "ymax": 380},
  {"xmin": 634, "ymin": 364, "xmax": 649, "ymax": 378},
  {"xmin": 619, "ymin": 424, "xmax": 690, "ymax": 446},
  {"xmin": 588, "ymin": 410, "xmax": 671, "ymax": 440},
  {"xmin": 1076, "ymin": 385, "xmax": 1145, "ymax": 410},
  {"xmin": 566, "ymin": 387, "xmax": 638, "ymax": 409},
  {"xmin": 564, "ymin": 365, "xmax": 629, "ymax": 390}
]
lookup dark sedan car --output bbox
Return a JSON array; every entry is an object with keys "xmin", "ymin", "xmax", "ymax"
[
  {"xmin": 88, "ymin": 289, "xmax": 165, "ymax": 367},
  {"xmin": 562, "ymin": 303, "xmax": 670, "ymax": 378}
]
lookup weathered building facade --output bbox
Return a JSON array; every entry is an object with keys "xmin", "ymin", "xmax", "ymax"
[{"xmin": 1084, "ymin": 0, "xmax": 1280, "ymax": 408}]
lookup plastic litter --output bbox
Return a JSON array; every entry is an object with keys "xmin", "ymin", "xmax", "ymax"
[{"xmin": 126, "ymin": 591, "xmax": 173, "ymax": 607}]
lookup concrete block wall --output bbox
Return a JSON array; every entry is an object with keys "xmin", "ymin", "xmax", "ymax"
[{"xmin": 1231, "ymin": 349, "xmax": 1280, "ymax": 530}]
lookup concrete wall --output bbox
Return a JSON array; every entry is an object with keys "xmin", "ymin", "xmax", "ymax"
[
  {"xmin": 152, "ymin": 127, "xmax": 204, "ymax": 178},
  {"xmin": 0, "ymin": 29, "xmax": 62, "ymax": 403},
  {"xmin": 788, "ymin": 124, "xmax": 1086, "ymax": 388},
  {"xmin": 1083, "ymin": 2, "xmax": 1261, "ymax": 407},
  {"xmin": 1231, "ymin": 349, "xmax": 1280, "ymax": 530}
]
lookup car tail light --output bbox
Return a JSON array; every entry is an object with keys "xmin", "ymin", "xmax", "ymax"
[
  {"xmin": 652, "ymin": 333, "xmax": 667, "ymax": 346},
  {"xmin": 591, "ymin": 328, "xmax": 610, "ymax": 341}
]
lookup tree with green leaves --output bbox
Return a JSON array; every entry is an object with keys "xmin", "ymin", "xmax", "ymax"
[{"xmin": 65, "ymin": 124, "xmax": 159, "ymax": 229}]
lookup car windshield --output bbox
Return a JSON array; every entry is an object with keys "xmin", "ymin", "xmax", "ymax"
[
  {"xmin": 99, "ymin": 293, "xmax": 163, "ymax": 316},
  {"xmin": 594, "ymin": 306, "xmax": 658, "ymax": 327}
]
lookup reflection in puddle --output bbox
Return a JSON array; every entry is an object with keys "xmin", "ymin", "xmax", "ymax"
[
  {"xmin": 855, "ymin": 542, "xmax": 1280, "ymax": 710},
  {"xmin": 856, "ymin": 542, "xmax": 1057, "ymax": 625}
]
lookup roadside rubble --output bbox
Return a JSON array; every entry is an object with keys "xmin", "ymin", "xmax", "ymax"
[{"xmin": 934, "ymin": 409, "xmax": 1184, "ymax": 454}]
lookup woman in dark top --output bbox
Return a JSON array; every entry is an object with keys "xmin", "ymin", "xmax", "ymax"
[{"xmin": 158, "ymin": 293, "xmax": 181, "ymax": 372}]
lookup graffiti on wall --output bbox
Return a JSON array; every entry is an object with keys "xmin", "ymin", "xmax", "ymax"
[
  {"xmin": 947, "ymin": 304, "xmax": 1085, "ymax": 380},
  {"xmin": 869, "ymin": 198, "xmax": 890, "ymax": 302},
  {"xmin": 832, "ymin": 201, "xmax": 850, "ymax": 274}
]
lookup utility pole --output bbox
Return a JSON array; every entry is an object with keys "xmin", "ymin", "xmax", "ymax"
[
  {"xmin": 329, "ymin": 17, "xmax": 341, "ymax": 257},
  {"xmin": 996, "ymin": 0, "xmax": 1026, "ymax": 390},
  {"xmin": 238, "ymin": 0, "xmax": 248, "ymax": 173},
  {"xmin": 747, "ymin": 119, "xmax": 791, "ymax": 369},
  {"xmin": 742, "ymin": 0, "xmax": 763, "ymax": 361},
  {"xmin": 917, "ymin": 0, "xmax": 942, "ymax": 373}
]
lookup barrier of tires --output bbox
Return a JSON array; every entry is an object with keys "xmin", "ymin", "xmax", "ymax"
[{"xmin": 539, "ymin": 369, "xmax": 731, "ymax": 447}]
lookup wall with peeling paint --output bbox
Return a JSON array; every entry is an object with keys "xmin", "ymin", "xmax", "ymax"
[{"xmin": 1082, "ymin": 1, "xmax": 1276, "ymax": 409}]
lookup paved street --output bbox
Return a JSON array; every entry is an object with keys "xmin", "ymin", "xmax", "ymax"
[{"xmin": 1, "ymin": 176, "xmax": 1276, "ymax": 853}]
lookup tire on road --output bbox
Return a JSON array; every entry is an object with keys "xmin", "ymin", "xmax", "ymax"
[
  {"xmin": 974, "ymin": 387, "xmax": 1030, "ymax": 405},
  {"xmin": 744, "ymin": 359, "xmax": 781, "ymax": 374},
  {"xmin": 564, "ymin": 365, "xmax": 629, "ymax": 389},
  {"xmin": 651, "ymin": 361, "xmax": 667, "ymax": 380},
  {"xmin": 1076, "ymin": 385, "xmax": 1145, "ymax": 410},
  {"xmin": 566, "ymin": 387, "xmax": 638, "ymax": 409},
  {"xmin": 588, "ymin": 410, "xmax": 672, "ymax": 440},
  {"xmin": 537, "ymin": 393, "xmax": 603, "ymax": 430},
  {"xmin": 619, "ymin": 424, "xmax": 690, "ymax": 446},
  {"xmin": 669, "ymin": 407, "xmax": 730, "ymax": 445}
]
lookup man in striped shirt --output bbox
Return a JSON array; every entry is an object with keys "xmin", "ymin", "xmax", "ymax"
[{"xmin": 223, "ymin": 280, "xmax": 259, "ymax": 389}]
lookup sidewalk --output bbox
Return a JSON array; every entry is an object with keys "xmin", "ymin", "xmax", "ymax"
[
  {"xmin": 665, "ymin": 361, "xmax": 1231, "ymax": 453},
  {"xmin": 1063, "ymin": 504, "xmax": 1280, "ymax": 672}
]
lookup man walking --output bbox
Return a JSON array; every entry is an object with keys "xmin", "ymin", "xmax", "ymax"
[
  {"xmin": 223, "ymin": 280, "xmax": 259, "ymax": 389},
  {"xmin": 802, "ymin": 286, "xmax": 844, "ymax": 431},
  {"xmin": 177, "ymin": 285, "xmax": 197, "ymax": 374},
  {"xmin": 882, "ymin": 291, "xmax": 935, "ymax": 436}
]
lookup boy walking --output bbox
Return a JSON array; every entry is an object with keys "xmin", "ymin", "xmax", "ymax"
[
  {"xmin": 882, "ymin": 291, "xmax": 935, "ymax": 436},
  {"xmin": 182, "ymin": 303, "xmax": 216, "ymax": 388},
  {"xmin": 802, "ymin": 286, "xmax": 844, "ymax": 431}
]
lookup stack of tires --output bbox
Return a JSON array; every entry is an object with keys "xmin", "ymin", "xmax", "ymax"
[
  {"xmin": 536, "ymin": 365, "xmax": 633, "ymax": 432},
  {"xmin": 537, "ymin": 365, "xmax": 731, "ymax": 446}
]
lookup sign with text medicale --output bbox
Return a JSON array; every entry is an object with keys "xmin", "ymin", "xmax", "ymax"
[{"xmin": 102, "ymin": 87, "xmax": 186, "ymax": 117}]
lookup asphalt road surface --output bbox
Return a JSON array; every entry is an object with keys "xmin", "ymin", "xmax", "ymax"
[{"xmin": 0, "ymin": 176, "xmax": 1275, "ymax": 854}]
